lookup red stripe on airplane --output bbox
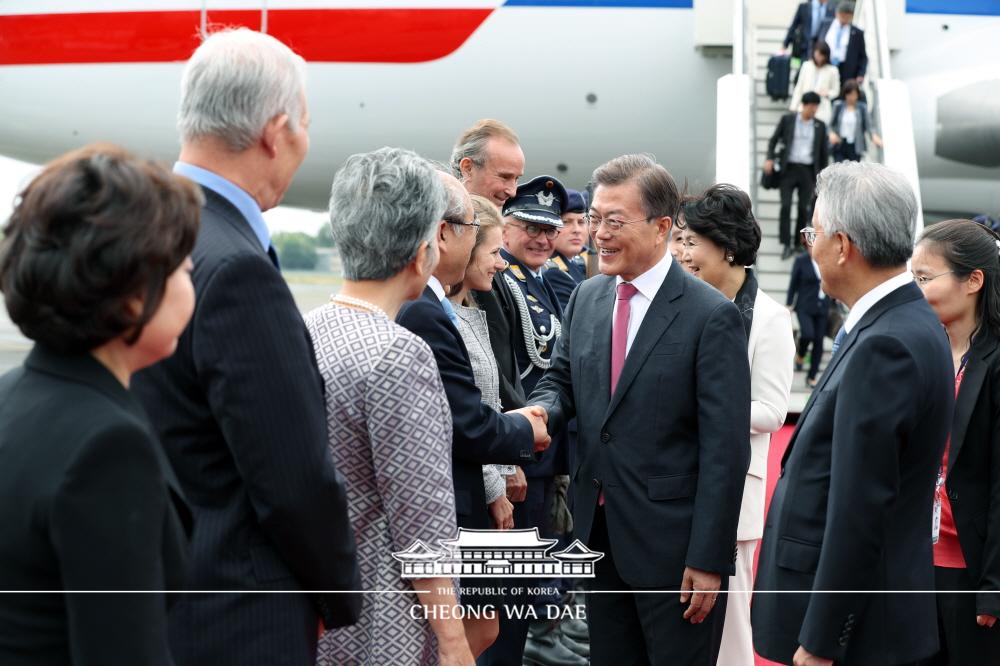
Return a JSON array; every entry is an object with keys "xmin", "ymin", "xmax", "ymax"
[{"xmin": 0, "ymin": 9, "xmax": 493, "ymax": 65}]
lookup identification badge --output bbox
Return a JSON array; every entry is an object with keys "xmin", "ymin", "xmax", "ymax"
[
  {"xmin": 932, "ymin": 470, "xmax": 945, "ymax": 544},
  {"xmin": 932, "ymin": 494, "xmax": 941, "ymax": 544}
]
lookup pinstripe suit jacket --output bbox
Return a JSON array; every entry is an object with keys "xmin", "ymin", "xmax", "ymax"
[{"xmin": 133, "ymin": 186, "xmax": 360, "ymax": 666}]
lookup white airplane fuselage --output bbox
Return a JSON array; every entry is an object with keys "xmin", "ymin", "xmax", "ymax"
[{"xmin": 0, "ymin": 0, "xmax": 997, "ymax": 215}]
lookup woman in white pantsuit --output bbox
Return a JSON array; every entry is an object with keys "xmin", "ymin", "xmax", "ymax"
[{"xmin": 678, "ymin": 184, "xmax": 795, "ymax": 666}]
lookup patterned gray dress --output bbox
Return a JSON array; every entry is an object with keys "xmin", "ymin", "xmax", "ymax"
[
  {"xmin": 305, "ymin": 303, "xmax": 456, "ymax": 666},
  {"xmin": 453, "ymin": 303, "xmax": 516, "ymax": 503}
]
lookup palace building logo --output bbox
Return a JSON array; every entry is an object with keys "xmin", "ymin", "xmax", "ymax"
[{"xmin": 391, "ymin": 528, "xmax": 604, "ymax": 579}]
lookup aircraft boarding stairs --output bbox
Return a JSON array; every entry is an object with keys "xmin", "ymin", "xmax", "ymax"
[{"xmin": 717, "ymin": 0, "xmax": 923, "ymax": 414}]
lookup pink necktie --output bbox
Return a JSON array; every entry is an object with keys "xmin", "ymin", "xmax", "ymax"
[
  {"xmin": 601, "ymin": 282, "xmax": 638, "ymax": 507},
  {"xmin": 610, "ymin": 282, "xmax": 639, "ymax": 396}
]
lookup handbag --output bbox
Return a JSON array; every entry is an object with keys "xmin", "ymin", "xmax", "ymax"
[{"xmin": 760, "ymin": 166, "xmax": 780, "ymax": 190}]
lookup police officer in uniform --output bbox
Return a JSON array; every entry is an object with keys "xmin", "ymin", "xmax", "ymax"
[{"xmin": 543, "ymin": 188, "xmax": 589, "ymax": 311}]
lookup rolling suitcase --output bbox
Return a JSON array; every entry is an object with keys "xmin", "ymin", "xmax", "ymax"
[{"xmin": 766, "ymin": 54, "xmax": 791, "ymax": 100}]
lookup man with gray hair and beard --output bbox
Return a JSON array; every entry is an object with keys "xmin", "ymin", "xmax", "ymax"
[
  {"xmin": 752, "ymin": 162, "xmax": 954, "ymax": 666},
  {"xmin": 132, "ymin": 28, "xmax": 360, "ymax": 666}
]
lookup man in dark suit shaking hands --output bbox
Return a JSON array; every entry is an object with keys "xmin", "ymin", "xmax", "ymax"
[
  {"xmin": 529, "ymin": 155, "xmax": 751, "ymax": 665},
  {"xmin": 132, "ymin": 29, "xmax": 361, "ymax": 666},
  {"xmin": 752, "ymin": 162, "xmax": 955, "ymax": 666}
]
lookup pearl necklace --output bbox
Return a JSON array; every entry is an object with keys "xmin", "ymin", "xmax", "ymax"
[{"xmin": 330, "ymin": 294, "xmax": 388, "ymax": 319}]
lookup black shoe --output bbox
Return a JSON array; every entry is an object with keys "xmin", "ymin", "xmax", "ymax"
[
  {"xmin": 523, "ymin": 631, "xmax": 589, "ymax": 666},
  {"xmin": 559, "ymin": 616, "xmax": 589, "ymax": 643},
  {"xmin": 781, "ymin": 244, "xmax": 793, "ymax": 260},
  {"xmin": 558, "ymin": 630, "xmax": 590, "ymax": 659}
]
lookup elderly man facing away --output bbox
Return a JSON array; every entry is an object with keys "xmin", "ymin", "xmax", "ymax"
[
  {"xmin": 132, "ymin": 29, "xmax": 360, "ymax": 666},
  {"xmin": 752, "ymin": 162, "xmax": 954, "ymax": 666}
]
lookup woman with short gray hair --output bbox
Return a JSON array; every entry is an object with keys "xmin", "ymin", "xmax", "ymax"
[{"xmin": 306, "ymin": 147, "xmax": 474, "ymax": 665}]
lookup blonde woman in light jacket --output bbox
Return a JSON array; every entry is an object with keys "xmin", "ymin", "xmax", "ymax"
[
  {"xmin": 789, "ymin": 41, "xmax": 840, "ymax": 124},
  {"xmin": 678, "ymin": 185, "xmax": 795, "ymax": 666}
]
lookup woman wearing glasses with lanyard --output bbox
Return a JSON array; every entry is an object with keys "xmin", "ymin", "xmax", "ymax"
[{"xmin": 912, "ymin": 219, "xmax": 1000, "ymax": 665}]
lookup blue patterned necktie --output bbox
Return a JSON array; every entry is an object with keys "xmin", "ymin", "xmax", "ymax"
[
  {"xmin": 440, "ymin": 296, "xmax": 458, "ymax": 324},
  {"xmin": 831, "ymin": 325, "xmax": 847, "ymax": 356}
]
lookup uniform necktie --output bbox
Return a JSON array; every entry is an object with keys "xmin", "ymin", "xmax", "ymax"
[
  {"xmin": 267, "ymin": 244, "xmax": 280, "ymax": 270},
  {"xmin": 610, "ymin": 282, "xmax": 639, "ymax": 396},
  {"xmin": 440, "ymin": 296, "xmax": 458, "ymax": 324}
]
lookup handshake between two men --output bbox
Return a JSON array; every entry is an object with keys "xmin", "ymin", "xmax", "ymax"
[{"xmin": 507, "ymin": 404, "xmax": 551, "ymax": 453}]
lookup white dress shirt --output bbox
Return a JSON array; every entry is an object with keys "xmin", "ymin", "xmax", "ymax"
[
  {"xmin": 826, "ymin": 20, "xmax": 850, "ymax": 65},
  {"xmin": 839, "ymin": 107, "xmax": 858, "ymax": 143},
  {"xmin": 789, "ymin": 114, "xmax": 817, "ymax": 165},
  {"xmin": 615, "ymin": 250, "xmax": 673, "ymax": 355},
  {"xmin": 427, "ymin": 275, "xmax": 447, "ymax": 302},
  {"xmin": 843, "ymin": 270, "xmax": 913, "ymax": 333}
]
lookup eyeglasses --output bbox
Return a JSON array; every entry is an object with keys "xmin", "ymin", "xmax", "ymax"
[
  {"xmin": 585, "ymin": 213, "xmax": 651, "ymax": 234},
  {"xmin": 509, "ymin": 222, "xmax": 560, "ymax": 240},
  {"xmin": 913, "ymin": 271, "xmax": 955, "ymax": 286},
  {"xmin": 450, "ymin": 213, "xmax": 481, "ymax": 228},
  {"xmin": 799, "ymin": 227, "xmax": 825, "ymax": 247}
]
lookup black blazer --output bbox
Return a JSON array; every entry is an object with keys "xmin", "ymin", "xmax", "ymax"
[
  {"xmin": 529, "ymin": 261, "xmax": 751, "ymax": 586},
  {"xmin": 472, "ymin": 273, "xmax": 527, "ymax": 410},
  {"xmin": 397, "ymin": 287, "xmax": 536, "ymax": 528},
  {"xmin": 767, "ymin": 112, "xmax": 829, "ymax": 179},
  {"xmin": 784, "ymin": 1, "xmax": 839, "ymax": 59},
  {"xmin": 132, "ymin": 187, "xmax": 360, "ymax": 666},
  {"xmin": 945, "ymin": 329, "xmax": 1000, "ymax": 616},
  {"xmin": 0, "ymin": 346, "xmax": 190, "ymax": 666},
  {"xmin": 753, "ymin": 283, "xmax": 954, "ymax": 665},
  {"xmin": 786, "ymin": 252, "xmax": 828, "ymax": 316},
  {"xmin": 543, "ymin": 252, "xmax": 586, "ymax": 312},
  {"xmin": 819, "ymin": 18, "xmax": 868, "ymax": 82}
]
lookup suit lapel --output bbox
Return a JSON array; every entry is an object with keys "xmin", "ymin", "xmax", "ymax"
[
  {"xmin": 782, "ymin": 282, "xmax": 925, "ymax": 466},
  {"xmin": 202, "ymin": 187, "xmax": 263, "ymax": 252},
  {"xmin": 592, "ymin": 277, "xmax": 615, "ymax": 406},
  {"xmin": 949, "ymin": 332, "xmax": 996, "ymax": 474},
  {"xmin": 603, "ymin": 264, "xmax": 682, "ymax": 422}
]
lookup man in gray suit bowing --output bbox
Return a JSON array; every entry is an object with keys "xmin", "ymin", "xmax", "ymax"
[{"xmin": 529, "ymin": 154, "xmax": 751, "ymax": 665}]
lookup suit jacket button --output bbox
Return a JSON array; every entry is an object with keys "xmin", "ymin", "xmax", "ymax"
[
  {"xmin": 600, "ymin": 432, "xmax": 611, "ymax": 443},
  {"xmin": 592, "ymin": 478, "xmax": 601, "ymax": 489},
  {"xmin": 839, "ymin": 637, "xmax": 848, "ymax": 646},
  {"xmin": 949, "ymin": 490, "xmax": 959, "ymax": 501}
]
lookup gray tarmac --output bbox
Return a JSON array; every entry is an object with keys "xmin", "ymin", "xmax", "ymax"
[{"xmin": 0, "ymin": 273, "xmax": 341, "ymax": 374}]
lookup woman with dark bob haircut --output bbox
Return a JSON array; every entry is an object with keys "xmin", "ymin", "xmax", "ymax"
[
  {"xmin": 912, "ymin": 219, "xmax": 1000, "ymax": 664},
  {"xmin": 677, "ymin": 183, "xmax": 795, "ymax": 666},
  {"xmin": 0, "ymin": 144, "xmax": 200, "ymax": 665}
]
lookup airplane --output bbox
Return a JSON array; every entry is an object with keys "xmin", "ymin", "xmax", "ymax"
[{"xmin": 0, "ymin": 0, "xmax": 997, "ymax": 217}]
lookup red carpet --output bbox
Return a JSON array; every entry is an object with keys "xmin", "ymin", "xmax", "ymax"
[{"xmin": 752, "ymin": 423, "xmax": 795, "ymax": 666}]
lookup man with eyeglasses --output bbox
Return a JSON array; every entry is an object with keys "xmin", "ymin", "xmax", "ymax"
[
  {"xmin": 493, "ymin": 175, "xmax": 587, "ymax": 666},
  {"xmin": 529, "ymin": 155, "xmax": 751, "ymax": 666},
  {"xmin": 753, "ymin": 162, "xmax": 954, "ymax": 666}
]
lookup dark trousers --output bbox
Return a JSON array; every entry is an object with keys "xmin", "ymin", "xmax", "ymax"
[
  {"xmin": 478, "ymin": 476, "xmax": 556, "ymax": 666},
  {"xmin": 585, "ymin": 507, "xmax": 727, "ymax": 665},
  {"xmin": 832, "ymin": 141, "xmax": 861, "ymax": 163},
  {"xmin": 915, "ymin": 566, "xmax": 1000, "ymax": 666},
  {"xmin": 796, "ymin": 308, "xmax": 827, "ymax": 380},
  {"xmin": 779, "ymin": 163, "xmax": 816, "ymax": 248}
]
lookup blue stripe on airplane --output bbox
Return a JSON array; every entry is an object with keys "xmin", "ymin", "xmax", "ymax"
[
  {"xmin": 504, "ymin": 0, "xmax": 693, "ymax": 7},
  {"xmin": 907, "ymin": 0, "xmax": 1000, "ymax": 16}
]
